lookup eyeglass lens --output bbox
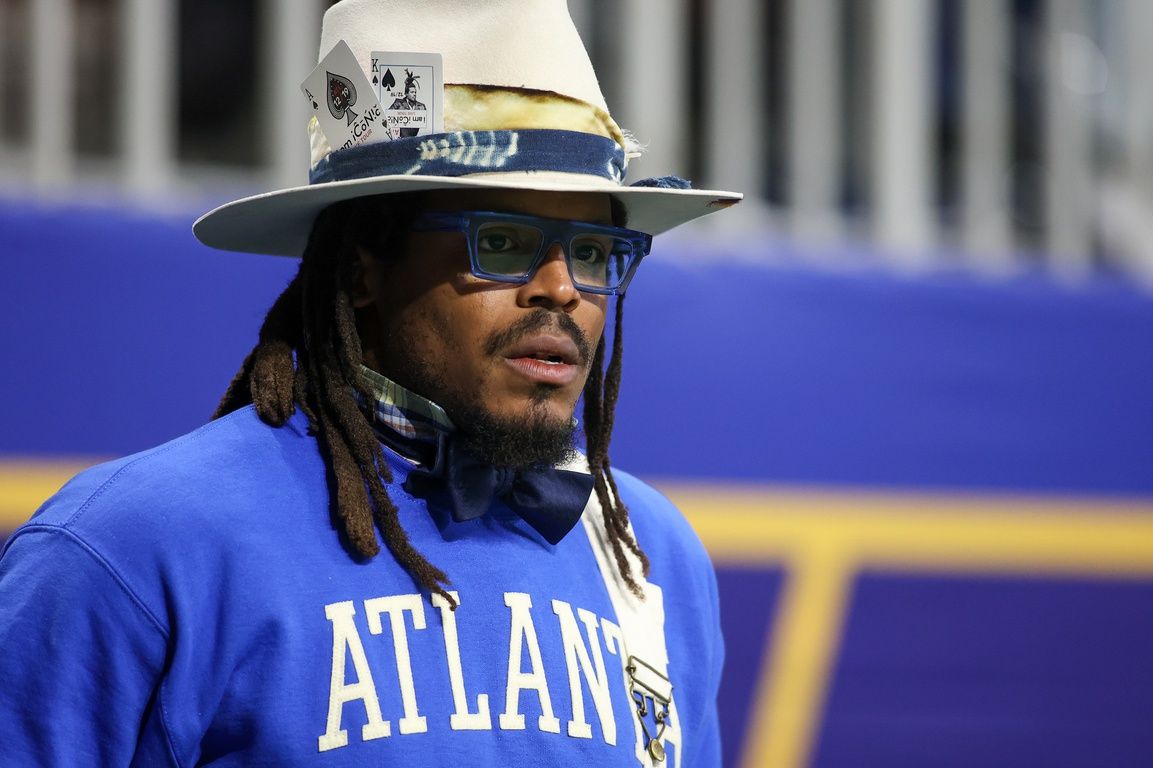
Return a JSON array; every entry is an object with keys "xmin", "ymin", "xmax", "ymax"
[{"xmin": 476, "ymin": 222, "xmax": 632, "ymax": 288}]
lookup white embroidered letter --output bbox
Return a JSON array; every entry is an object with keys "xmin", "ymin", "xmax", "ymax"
[
  {"xmin": 552, "ymin": 600, "xmax": 617, "ymax": 744},
  {"xmin": 432, "ymin": 591, "xmax": 493, "ymax": 730},
  {"xmin": 318, "ymin": 600, "xmax": 391, "ymax": 752},
  {"xmin": 499, "ymin": 592, "xmax": 561, "ymax": 733},
  {"xmin": 364, "ymin": 594, "xmax": 428, "ymax": 735}
]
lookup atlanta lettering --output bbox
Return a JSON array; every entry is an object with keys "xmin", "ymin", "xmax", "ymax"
[{"xmin": 316, "ymin": 590, "xmax": 683, "ymax": 764}]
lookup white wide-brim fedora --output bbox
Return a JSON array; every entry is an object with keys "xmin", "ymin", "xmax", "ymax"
[{"xmin": 193, "ymin": 0, "xmax": 742, "ymax": 257}]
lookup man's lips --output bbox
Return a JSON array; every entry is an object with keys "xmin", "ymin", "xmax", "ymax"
[
  {"xmin": 502, "ymin": 334, "xmax": 580, "ymax": 365},
  {"xmin": 502, "ymin": 334, "xmax": 582, "ymax": 385}
]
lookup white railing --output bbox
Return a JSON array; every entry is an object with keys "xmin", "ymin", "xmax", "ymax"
[{"xmin": 4, "ymin": 0, "xmax": 1153, "ymax": 282}]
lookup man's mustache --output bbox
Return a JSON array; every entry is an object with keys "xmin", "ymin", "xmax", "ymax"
[{"xmin": 483, "ymin": 309, "xmax": 594, "ymax": 367}]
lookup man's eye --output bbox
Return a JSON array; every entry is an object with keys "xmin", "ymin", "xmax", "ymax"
[
  {"xmin": 572, "ymin": 243, "xmax": 607, "ymax": 264},
  {"xmin": 478, "ymin": 232, "xmax": 517, "ymax": 252}
]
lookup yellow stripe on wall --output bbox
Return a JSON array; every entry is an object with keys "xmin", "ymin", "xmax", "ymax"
[
  {"xmin": 0, "ymin": 459, "xmax": 102, "ymax": 528},
  {"xmin": 663, "ymin": 483, "xmax": 1153, "ymax": 575}
]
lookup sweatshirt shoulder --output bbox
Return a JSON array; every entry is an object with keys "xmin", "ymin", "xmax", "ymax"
[{"xmin": 20, "ymin": 406, "xmax": 318, "ymax": 533}]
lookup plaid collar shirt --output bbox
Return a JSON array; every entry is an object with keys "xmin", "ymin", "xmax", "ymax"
[{"xmin": 358, "ymin": 365, "xmax": 454, "ymax": 465}]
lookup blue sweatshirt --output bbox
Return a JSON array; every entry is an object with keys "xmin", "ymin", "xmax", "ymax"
[{"xmin": 0, "ymin": 406, "xmax": 723, "ymax": 766}]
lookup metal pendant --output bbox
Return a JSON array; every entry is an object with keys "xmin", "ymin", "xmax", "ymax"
[{"xmin": 627, "ymin": 655, "xmax": 673, "ymax": 765}]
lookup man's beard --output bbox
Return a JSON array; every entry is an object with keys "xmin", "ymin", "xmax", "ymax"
[
  {"xmin": 389, "ymin": 310, "xmax": 593, "ymax": 469},
  {"xmin": 449, "ymin": 395, "xmax": 579, "ymax": 469}
]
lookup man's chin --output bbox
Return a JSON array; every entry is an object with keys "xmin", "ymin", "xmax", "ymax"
[{"xmin": 452, "ymin": 401, "xmax": 577, "ymax": 469}]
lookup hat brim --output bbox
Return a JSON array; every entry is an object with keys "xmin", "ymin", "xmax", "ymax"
[{"xmin": 193, "ymin": 173, "xmax": 743, "ymax": 257}]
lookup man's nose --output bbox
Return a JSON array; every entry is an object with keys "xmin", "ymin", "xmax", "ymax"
[{"xmin": 517, "ymin": 242, "xmax": 580, "ymax": 311}]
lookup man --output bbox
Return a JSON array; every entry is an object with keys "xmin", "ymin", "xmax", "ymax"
[
  {"xmin": 387, "ymin": 70, "xmax": 426, "ymax": 137},
  {"xmin": 388, "ymin": 71, "xmax": 427, "ymax": 110},
  {"xmin": 0, "ymin": 1, "xmax": 740, "ymax": 765}
]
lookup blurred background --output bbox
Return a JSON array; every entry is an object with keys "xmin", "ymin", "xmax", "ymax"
[{"xmin": 3, "ymin": 0, "xmax": 1153, "ymax": 766}]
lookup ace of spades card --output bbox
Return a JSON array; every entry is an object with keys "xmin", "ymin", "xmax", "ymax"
[
  {"xmin": 371, "ymin": 51, "xmax": 443, "ymax": 141},
  {"xmin": 300, "ymin": 40, "xmax": 386, "ymax": 152}
]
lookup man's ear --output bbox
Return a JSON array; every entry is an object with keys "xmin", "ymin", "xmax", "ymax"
[{"xmin": 350, "ymin": 246, "xmax": 377, "ymax": 309}]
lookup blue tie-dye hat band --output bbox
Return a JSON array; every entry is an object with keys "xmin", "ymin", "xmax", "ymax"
[{"xmin": 309, "ymin": 129, "xmax": 628, "ymax": 186}]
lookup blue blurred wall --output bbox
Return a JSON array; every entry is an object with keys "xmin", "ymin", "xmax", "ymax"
[{"xmin": 5, "ymin": 198, "xmax": 1152, "ymax": 494}]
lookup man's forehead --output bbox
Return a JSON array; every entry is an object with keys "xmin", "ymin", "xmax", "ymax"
[{"xmin": 419, "ymin": 189, "xmax": 615, "ymax": 225}]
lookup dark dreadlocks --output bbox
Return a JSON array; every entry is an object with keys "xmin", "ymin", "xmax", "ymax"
[{"xmin": 214, "ymin": 194, "xmax": 649, "ymax": 606}]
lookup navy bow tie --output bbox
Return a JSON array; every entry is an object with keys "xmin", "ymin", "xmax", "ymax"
[{"xmin": 405, "ymin": 438, "xmax": 595, "ymax": 545}]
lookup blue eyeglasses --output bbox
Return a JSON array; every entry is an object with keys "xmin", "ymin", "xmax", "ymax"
[{"xmin": 408, "ymin": 210, "xmax": 652, "ymax": 295}]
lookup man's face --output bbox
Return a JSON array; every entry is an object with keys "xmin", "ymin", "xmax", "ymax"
[
  {"xmin": 355, "ymin": 189, "xmax": 612, "ymax": 465},
  {"xmin": 405, "ymin": 85, "xmax": 417, "ymax": 100}
]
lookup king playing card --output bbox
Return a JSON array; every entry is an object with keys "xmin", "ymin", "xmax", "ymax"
[
  {"xmin": 371, "ymin": 52, "xmax": 443, "ymax": 140},
  {"xmin": 301, "ymin": 40, "xmax": 385, "ymax": 151}
]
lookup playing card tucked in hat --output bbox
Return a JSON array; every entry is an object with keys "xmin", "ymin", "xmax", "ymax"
[{"xmin": 193, "ymin": 0, "xmax": 742, "ymax": 256}]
